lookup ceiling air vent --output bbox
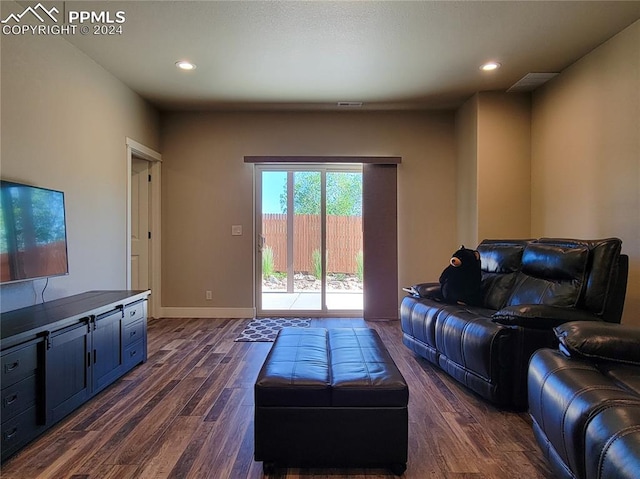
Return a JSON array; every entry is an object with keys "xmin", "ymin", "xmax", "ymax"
[
  {"xmin": 337, "ymin": 101, "xmax": 363, "ymax": 107},
  {"xmin": 507, "ymin": 73, "xmax": 559, "ymax": 92}
]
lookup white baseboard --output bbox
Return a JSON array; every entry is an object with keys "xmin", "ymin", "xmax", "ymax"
[{"xmin": 158, "ymin": 307, "xmax": 256, "ymax": 319}]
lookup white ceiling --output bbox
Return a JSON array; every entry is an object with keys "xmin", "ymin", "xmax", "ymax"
[{"xmin": 57, "ymin": 1, "xmax": 640, "ymax": 111}]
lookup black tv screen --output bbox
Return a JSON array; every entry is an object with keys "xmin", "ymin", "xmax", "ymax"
[{"xmin": 0, "ymin": 180, "xmax": 69, "ymax": 284}]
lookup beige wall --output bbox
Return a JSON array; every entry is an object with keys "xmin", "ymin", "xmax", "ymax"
[
  {"xmin": 0, "ymin": 8, "xmax": 160, "ymax": 312},
  {"xmin": 455, "ymin": 92, "xmax": 532, "ymax": 246},
  {"xmin": 531, "ymin": 20, "xmax": 640, "ymax": 325},
  {"xmin": 160, "ymin": 111, "xmax": 456, "ymax": 313},
  {"xmin": 2, "ymin": 0, "xmax": 635, "ymax": 324},
  {"xmin": 477, "ymin": 92, "xmax": 531, "ymax": 241},
  {"xmin": 455, "ymin": 95, "xmax": 479, "ymax": 247}
]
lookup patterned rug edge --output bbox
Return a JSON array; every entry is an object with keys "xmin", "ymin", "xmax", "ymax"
[{"xmin": 234, "ymin": 317, "xmax": 311, "ymax": 342}]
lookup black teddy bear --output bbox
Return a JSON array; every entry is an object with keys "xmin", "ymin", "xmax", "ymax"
[{"xmin": 439, "ymin": 246, "xmax": 482, "ymax": 305}]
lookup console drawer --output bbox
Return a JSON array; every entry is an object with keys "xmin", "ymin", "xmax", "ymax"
[
  {"xmin": 1, "ymin": 343, "xmax": 38, "ymax": 388},
  {"xmin": 124, "ymin": 340, "xmax": 144, "ymax": 369},
  {"xmin": 123, "ymin": 319, "xmax": 145, "ymax": 347},
  {"xmin": 123, "ymin": 301, "xmax": 145, "ymax": 326},
  {"xmin": 1, "ymin": 406, "xmax": 39, "ymax": 458},
  {"xmin": 1, "ymin": 374, "xmax": 37, "ymax": 421}
]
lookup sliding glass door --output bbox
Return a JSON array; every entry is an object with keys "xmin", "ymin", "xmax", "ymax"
[{"xmin": 255, "ymin": 165, "xmax": 363, "ymax": 317}]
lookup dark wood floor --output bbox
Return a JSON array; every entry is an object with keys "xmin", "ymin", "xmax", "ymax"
[{"xmin": 1, "ymin": 317, "xmax": 555, "ymax": 478}]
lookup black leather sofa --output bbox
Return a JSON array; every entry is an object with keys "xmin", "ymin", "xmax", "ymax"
[
  {"xmin": 528, "ymin": 321, "xmax": 640, "ymax": 479},
  {"xmin": 400, "ymin": 238, "xmax": 628, "ymax": 409}
]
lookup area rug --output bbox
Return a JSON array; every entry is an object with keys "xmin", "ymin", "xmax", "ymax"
[{"xmin": 234, "ymin": 317, "xmax": 311, "ymax": 342}]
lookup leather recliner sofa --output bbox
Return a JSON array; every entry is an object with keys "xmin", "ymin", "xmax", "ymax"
[
  {"xmin": 528, "ymin": 321, "xmax": 640, "ymax": 479},
  {"xmin": 400, "ymin": 238, "xmax": 628, "ymax": 409}
]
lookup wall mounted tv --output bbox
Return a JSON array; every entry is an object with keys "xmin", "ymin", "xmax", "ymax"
[{"xmin": 0, "ymin": 180, "xmax": 69, "ymax": 284}]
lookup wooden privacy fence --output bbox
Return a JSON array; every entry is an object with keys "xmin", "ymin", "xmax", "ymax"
[{"xmin": 262, "ymin": 214, "xmax": 362, "ymax": 274}]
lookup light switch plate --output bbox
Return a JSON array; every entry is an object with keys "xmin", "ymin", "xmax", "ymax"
[{"xmin": 231, "ymin": 225, "xmax": 242, "ymax": 236}]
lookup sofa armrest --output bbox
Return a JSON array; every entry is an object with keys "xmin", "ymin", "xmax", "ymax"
[
  {"xmin": 492, "ymin": 304, "xmax": 600, "ymax": 329},
  {"xmin": 554, "ymin": 321, "xmax": 640, "ymax": 366},
  {"xmin": 402, "ymin": 282, "xmax": 442, "ymax": 300}
]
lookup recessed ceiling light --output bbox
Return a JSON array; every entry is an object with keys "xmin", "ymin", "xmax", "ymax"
[
  {"xmin": 175, "ymin": 60, "xmax": 196, "ymax": 71},
  {"xmin": 480, "ymin": 61, "xmax": 501, "ymax": 72}
]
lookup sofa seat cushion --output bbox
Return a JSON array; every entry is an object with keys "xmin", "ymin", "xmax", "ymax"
[
  {"xmin": 493, "ymin": 305, "xmax": 601, "ymax": 329},
  {"xmin": 600, "ymin": 364, "xmax": 640, "ymax": 397}
]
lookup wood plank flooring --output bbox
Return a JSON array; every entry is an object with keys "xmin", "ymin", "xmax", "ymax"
[{"xmin": 1, "ymin": 317, "xmax": 555, "ymax": 478}]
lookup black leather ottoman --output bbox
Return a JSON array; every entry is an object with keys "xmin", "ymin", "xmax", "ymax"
[{"xmin": 254, "ymin": 327, "xmax": 409, "ymax": 475}]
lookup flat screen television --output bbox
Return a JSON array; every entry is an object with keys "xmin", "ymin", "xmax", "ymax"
[{"xmin": 0, "ymin": 180, "xmax": 69, "ymax": 284}]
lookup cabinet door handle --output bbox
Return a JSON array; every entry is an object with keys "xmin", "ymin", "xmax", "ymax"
[
  {"xmin": 130, "ymin": 330, "xmax": 137, "ymax": 338},
  {"xmin": 129, "ymin": 310, "xmax": 137, "ymax": 317},
  {"xmin": 4, "ymin": 360, "xmax": 20, "ymax": 373},
  {"xmin": 4, "ymin": 427, "xmax": 18, "ymax": 440},
  {"xmin": 4, "ymin": 394, "xmax": 18, "ymax": 407},
  {"xmin": 130, "ymin": 350, "xmax": 137, "ymax": 358}
]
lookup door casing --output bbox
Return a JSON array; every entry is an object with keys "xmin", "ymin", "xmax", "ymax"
[{"xmin": 126, "ymin": 138, "xmax": 162, "ymax": 318}]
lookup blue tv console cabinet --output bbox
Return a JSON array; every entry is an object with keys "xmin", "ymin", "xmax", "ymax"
[{"xmin": 0, "ymin": 290, "xmax": 150, "ymax": 462}]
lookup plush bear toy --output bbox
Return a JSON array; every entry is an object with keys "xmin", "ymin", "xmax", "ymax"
[{"xmin": 439, "ymin": 246, "xmax": 482, "ymax": 305}]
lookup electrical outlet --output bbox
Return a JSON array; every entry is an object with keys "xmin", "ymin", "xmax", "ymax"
[
  {"xmin": 231, "ymin": 225, "xmax": 242, "ymax": 236},
  {"xmin": 206, "ymin": 290, "xmax": 212, "ymax": 300}
]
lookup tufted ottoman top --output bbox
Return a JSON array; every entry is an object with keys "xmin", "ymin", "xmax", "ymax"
[{"xmin": 255, "ymin": 327, "xmax": 408, "ymax": 408}]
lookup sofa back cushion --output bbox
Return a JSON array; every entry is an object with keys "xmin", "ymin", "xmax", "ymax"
[
  {"xmin": 533, "ymin": 238, "xmax": 623, "ymax": 318},
  {"xmin": 506, "ymin": 241, "xmax": 590, "ymax": 308},
  {"xmin": 478, "ymin": 240, "xmax": 531, "ymax": 310}
]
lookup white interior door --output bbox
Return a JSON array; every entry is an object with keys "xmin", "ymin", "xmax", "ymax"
[{"xmin": 131, "ymin": 157, "xmax": 150, "ymax": 291}]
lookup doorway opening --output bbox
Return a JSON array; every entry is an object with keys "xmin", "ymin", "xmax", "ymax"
[
  {"xmin": 130, "ymin": 157, "xmax": 150, "ymax": 291},
  {"xmin": 255, "ymin": 164, "xmax": 363, "ymax": 317},
  {"xmin": 126, "ymin": 138, "xmax": 162, "ymax": 318}
]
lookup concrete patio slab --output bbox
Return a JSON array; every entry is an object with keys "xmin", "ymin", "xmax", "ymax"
[{"xmin": 261, "ymin": 291, "xmax": 363, "ymax": 311}]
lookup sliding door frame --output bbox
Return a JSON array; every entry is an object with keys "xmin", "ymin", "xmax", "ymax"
[{"xmin": 254, "ymin": 163, "xmax": 363, "ymax": 317}]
